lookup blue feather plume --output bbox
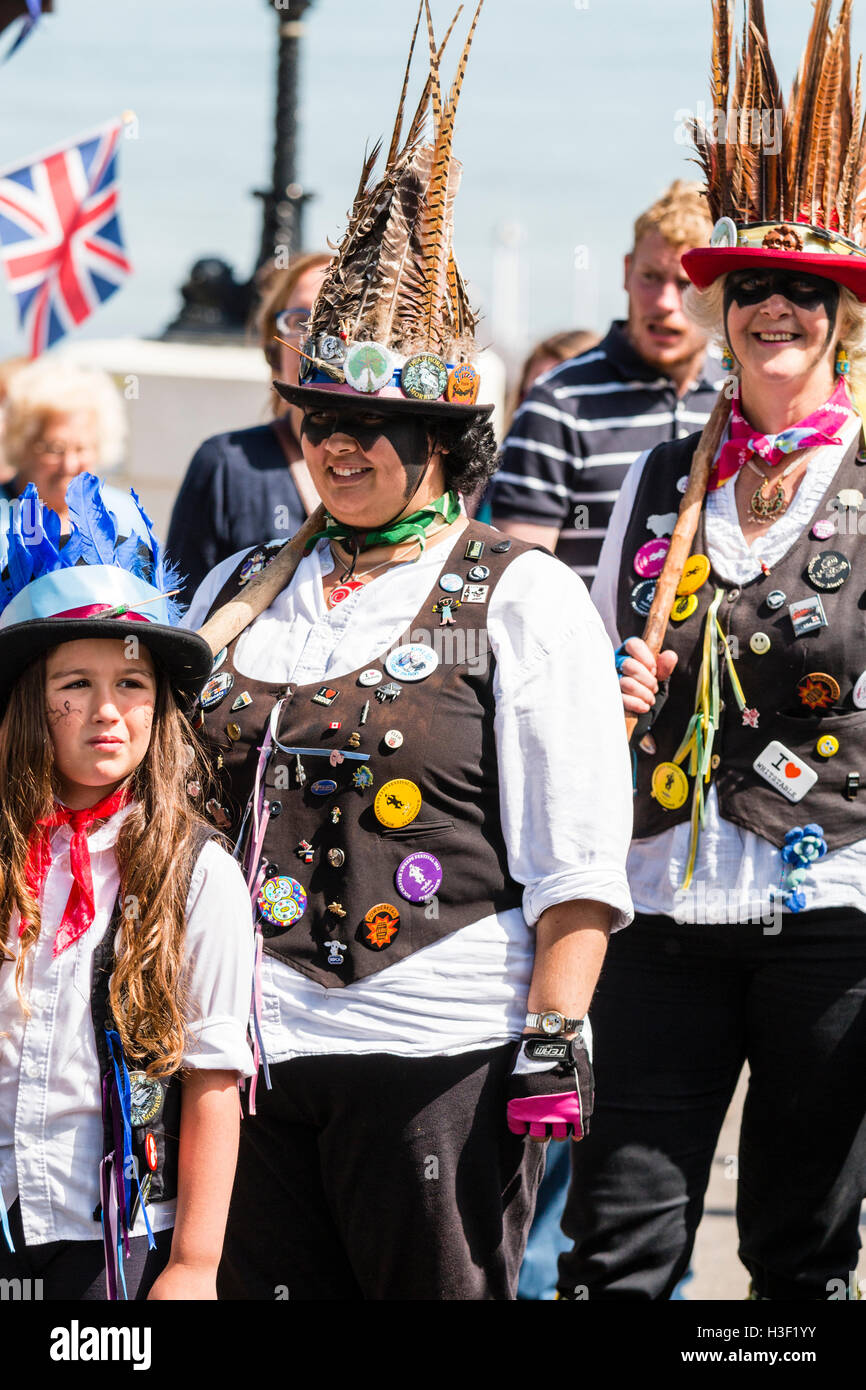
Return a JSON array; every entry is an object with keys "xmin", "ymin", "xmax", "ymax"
[
  {"xmin": 65, "ymin": 475, "xmax": 118, "ymax": 565},
  {"xmin": 0, "ymin": 473, "xmax": 186, "ymax": 624}
]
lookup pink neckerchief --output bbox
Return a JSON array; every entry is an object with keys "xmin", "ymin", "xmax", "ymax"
[
  {"xmin": 709, "ymin": 378, "xmax": 856, "ymax": 491},
  {"xmin": 23, "ymin": 784, "xmax": 133, "ymax": 956}
]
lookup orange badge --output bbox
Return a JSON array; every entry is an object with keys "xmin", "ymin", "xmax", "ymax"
[
  {"xmin": 797, "ymin": 672, "xmax": 841, "ymax": 710},
  {"xmin": 446, "ymin": 363, "xmax": 480, "ymax": 404},
  {"xmin": 363, "ymin": 902, "xmax": 401, "ymax": 950}
]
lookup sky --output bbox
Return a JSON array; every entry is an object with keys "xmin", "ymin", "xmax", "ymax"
[{"xmin": 0, "ymin": 0, "xmax": 864, "ymax": 357}]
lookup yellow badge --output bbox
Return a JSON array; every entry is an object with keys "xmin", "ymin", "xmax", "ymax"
[
  {"xmin": 671, "ymin": 593, "xmax": 698, "ymax": 622},
  {"xmin": 676, "ymin": 554, "xmax": 710, "ymax": 596},
  {"xmin": 651, "ymin": 762, "xmax": 689, "ymax": 810},
  {"xmin": 816, "ymin": 735, "xmax": 839, "ymax": 758},
  {"xmin": 374, "ymin": 779, "xmax": 422, "ymax": 828}
]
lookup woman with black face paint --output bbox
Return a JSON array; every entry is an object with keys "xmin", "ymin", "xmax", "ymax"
[
  {"xmin": 558, "ymin": 2, "xmax": 866, "ymax": 1303},
  {"xmin": 181, "ymin": 5, "xmax": 633, "ymax": 1301}
]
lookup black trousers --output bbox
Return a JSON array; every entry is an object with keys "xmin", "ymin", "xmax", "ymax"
[
  {"xmin": 558, "ymin": 908, "xmax": 866, "ymax": 1300},
  {"xmin": 0, "ymin": 1200, "xmax": 173, "ymax": 1300},
  {"xmin": 219, "ymin": 1043, "xmax": 545, "ymax": 1300}
]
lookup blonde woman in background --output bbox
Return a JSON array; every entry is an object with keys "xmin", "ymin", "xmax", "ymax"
[{"xmin": 0, "ymin": 361, "xmax": 142, "ymax": 555}]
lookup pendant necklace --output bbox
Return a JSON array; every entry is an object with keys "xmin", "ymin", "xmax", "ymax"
[
  {"xmin": 744, "ymin": 454, "xmax": 804, "ymax": 524},
  {"xmin": 326, "ymin": 520, "xmax": 452, "ymax": 608}
]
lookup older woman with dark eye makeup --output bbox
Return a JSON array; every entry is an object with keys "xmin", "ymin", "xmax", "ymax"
[{"xmin": 557, "ymin": 2, "xmax": 866, "ymax": 1305}]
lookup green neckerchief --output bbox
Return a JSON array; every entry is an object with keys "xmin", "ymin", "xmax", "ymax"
[{"xmin": 304, "ymin": 490, "xmax": 461, "ymax": 556}]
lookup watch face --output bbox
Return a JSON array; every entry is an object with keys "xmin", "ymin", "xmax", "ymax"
[{"xmin": 540, "ymin": 1011, "xmax": 563, "ymax": 1035}]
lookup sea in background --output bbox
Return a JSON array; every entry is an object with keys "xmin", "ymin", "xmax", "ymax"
[{"xmin": 0, "ymin": 0, "xmax": 863, "ymax": 359}]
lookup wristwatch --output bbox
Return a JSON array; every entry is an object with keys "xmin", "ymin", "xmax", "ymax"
[{"xmin": 524, "ymin": 1010, "xmax": 583, "ymax": 1037}]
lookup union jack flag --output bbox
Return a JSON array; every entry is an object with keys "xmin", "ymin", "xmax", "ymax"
[{"xmin": 0, "ymin": 118, "xmax": 132, "ymax": 357}]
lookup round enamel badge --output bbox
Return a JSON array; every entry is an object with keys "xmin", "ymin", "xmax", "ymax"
[
  {"xmin": 257, "ymin": 875, "xmax": 307, "ymax": 929},
  {"xmin": 362, "ymin": 902, "xmax": 401, "ymax": 950},
  {"xmin": 651, "ymin": 762, "xmax": 689, "ymax": 810},
  {"xmin": 671, "ymin": 593, "xmax": 697, "ymax": 622},
  {"xmin": 797, "ymin": 672, "xmax": 841, "ymax": 710},
  {"xmin": 374, "ymin": 779, "xmax": 422, "ymax": 828},
  {"xmin": 344, "ymin": 340, "xmax": 394, "ymax": 393},
  {"xmin": 385, "ymin": 644, "xmax": 439, "ymax": 682},
  {"xmin": 200, "ymin": 671, "xmax": 234, "ymax": 709},
  {"xmin": 446, "ymin": 363, "xmax": 480, "ymax": 404},
  {"xmin": 630, "ymin": 579, "xmax": 656, "ymax": 616},
  {"xmin": 358, "ymin": 668, "xmax": 383, "ymax": 686},
  {"xmin": 401, "ymin": 352, "xmax": 448, "ymax": 401},
  {"xmin": 633, "ymin": 539, "xmax": 670, "ymax": 579},
  {"xmin": 807, "ymin": 550, "xmax": 851, "ymax": 591},
  {"xmin": 395, "ymin": 852, "xmax": 443, "ymax": 903},
  {"xmin": 676, "ymin": 554, "xmax": 710, "ymax": 595}
]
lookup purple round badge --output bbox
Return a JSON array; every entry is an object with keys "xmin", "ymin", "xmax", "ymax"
[
  {"xmin": 811, "ymin": 518, "xmax": 836, "ymax": 540},
  {"xmin": 633, "ymin": 538, "xmax": 670, "ymax": 579},
  {"xmin": 395, "ymin": 851, "xmax": 443, "ymax": 903}
]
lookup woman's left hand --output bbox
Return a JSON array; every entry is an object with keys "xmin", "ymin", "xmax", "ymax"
[
  {"xmin": 147, "ymin": 1259, "xmax": 218, "ymax": 1301},
  {"xmin": 506, "ymin": 1032, "xmax": 594, "ymax": 1142}
]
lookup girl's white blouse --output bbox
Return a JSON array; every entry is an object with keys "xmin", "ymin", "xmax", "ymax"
[{"xmin": 0, "ymin": 806, "xmax": 255, "ymax": 1246}]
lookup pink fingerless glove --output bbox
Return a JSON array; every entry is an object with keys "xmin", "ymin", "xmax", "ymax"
[{"xmin": 506, "ymin": 1033, "xmax": 594, "ymax": 1141}]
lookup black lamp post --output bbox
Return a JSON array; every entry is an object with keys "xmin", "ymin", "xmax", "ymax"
[
  {"xmin": 162, "ymin": 0, "xmax": 316, "ymax": 342},
  {"xmin": 254, "ymin": 0, "xmax": 315, "ymax": 268}
]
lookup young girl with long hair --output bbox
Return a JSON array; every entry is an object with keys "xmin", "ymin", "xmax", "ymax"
[{"xmin": 0, "ymin": 475, "xmax": 254, "ymax": 1300}]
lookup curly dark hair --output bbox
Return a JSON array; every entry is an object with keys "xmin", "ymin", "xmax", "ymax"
[{"xmin": 432, "ymin": 415, "xmax": 498, "ymax": 494}]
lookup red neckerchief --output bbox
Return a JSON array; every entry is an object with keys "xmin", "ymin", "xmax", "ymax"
[
  {"xmin": 709, "ymin": 378, "xmax": 855, "ymax": 490},
  {"xmin": 23, "ymin": 784, "xmax": 133, "ymax": 957}
]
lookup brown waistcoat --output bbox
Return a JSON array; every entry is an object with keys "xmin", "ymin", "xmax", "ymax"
[{"xmin": 199, "ymin": 526, "xmax": 529, "ymax": 987}]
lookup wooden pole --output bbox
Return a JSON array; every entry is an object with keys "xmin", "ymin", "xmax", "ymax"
[
  {"xmin": 624, "ymin": 388, "xmax": 732, "ymax": 741},
  {"xmin": 197, "ymin": 503, "xmax": 327, "ymax": 656}
]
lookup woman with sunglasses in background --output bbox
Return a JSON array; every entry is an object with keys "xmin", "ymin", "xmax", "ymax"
[{"xmin": 167, "ymin": 251, "xmax": 330, "ymax": 601}]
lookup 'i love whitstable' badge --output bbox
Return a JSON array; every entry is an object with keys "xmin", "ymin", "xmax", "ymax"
[{"xmin": 752, "ymin": 741, "xmax": 818, "ymax": 803}]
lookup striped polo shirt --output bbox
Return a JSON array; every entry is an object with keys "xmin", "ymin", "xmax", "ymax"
[{"xmin": 489, "ymin": 321, "xmax": 723, "ymax": 579}]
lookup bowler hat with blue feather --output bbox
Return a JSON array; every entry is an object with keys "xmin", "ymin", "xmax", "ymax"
[{"xmin": 0, "ymin": 474, "xmax": 213, "ymax": 715}]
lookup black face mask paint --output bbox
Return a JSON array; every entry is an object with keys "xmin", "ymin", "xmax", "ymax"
[
  {"xmin": 724, "ymin": 269, "xmax": 840, "ymax": 316},
  {"xmin": 300, "ymin": 409, "xmax": 432, "ymax": 497},
  {"xmin": 723, "ymin": 269, "xmax": 840, "ymax": 365}
]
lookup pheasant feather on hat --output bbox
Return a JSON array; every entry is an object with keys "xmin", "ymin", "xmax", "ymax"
[
  {"xmin": 684, "ymin": 0, "xmax": 866, "ymax": 300},
  {"xmin": 275, "ymin": 0, "xmax": 492, "ymax": 418}
]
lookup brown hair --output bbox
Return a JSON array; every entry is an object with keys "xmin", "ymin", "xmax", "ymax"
[
  {"xmin": 254, "ymin": 250, "xmax": 332, "ymax": 376},
  {"xmin": 0, "ymin": 651, "xmax": 213, "ymax": 1078},
  {"xmin": 632, "ymin": 180, "xmax": 713, "ymax": 255},
  {"xmin": 516, "ymin": 330, "xmax": 600, "ymax": 402},
  {"xmin": 508, "ymin": 329, "xmax": 600, "ymax": 424}
]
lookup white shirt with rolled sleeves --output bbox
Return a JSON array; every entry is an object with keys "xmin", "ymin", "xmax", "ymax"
[
  {"xmin": 0, "ymin": 804, "xmax": 255, "ymax": 1246},
  {"xmin": 591, "ymin": 415, "xmax": 866, "ymax": 920},
  {"xmin": 184, "ymin": 530, "xmax": 634, "ymax": 1061}
]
